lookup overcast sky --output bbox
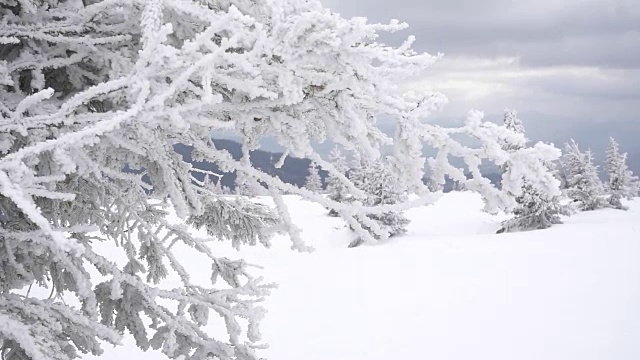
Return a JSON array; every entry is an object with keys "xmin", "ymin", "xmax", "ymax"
[{"xmin": 322, "ymin": 0, "xmax": 640, "ymax": 163}]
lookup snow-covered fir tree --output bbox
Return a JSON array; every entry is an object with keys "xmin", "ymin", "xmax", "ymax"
[
  {"xmin": 211, "ymin": 178, "xmax": 224, "ymax": 195},
  {"xmin": 498, "ymin": 184, "xmax": 573, "ymax": 233},
  {"xmin": 497, "ymin": 109, "xmax": 570, "ymax": 233},
  {"xmin": 234, "ymin": 172, "xmax": 265, "ymax": 196},
  {"xmin": 203, "ymin": 175, "xmax": 223, "ymax": 194},
  {"xmin": 425, "ymin": 110, "xmax": 563, "ymax": 216},
  {"xmin": 347, "ymin": 158, "xmax": 410, "ymax": 247},
  {"xmin": 502, "ymin": 109, "xmax": 525, "ymax": 151},
  {"xmin": 452, "ymin": 179, "xmax": 467, "ymax": 191},
  {"xmin": 563, "ymin": 141, "xmax": 608, "ymax": 211},
  {"xmin": 304, "ymin": 162, "xmax": 323, "ymax": 192},
  {"xmin": 426, "ymin": 177, "xmax": 443, "ymax": 192},
  {"xmin": 605, "ymin": 137, "xmax": 639, "ymax": 209},
  {"xmin": 326, "ymin": 147, "xmax": 350, "ymax": 216},
  {"xmin": 0, "ymin": 0, "xmax": 576, "ymax": 357},
  {"xmin": 234, "ymin": 180, "xmax": 254, "ymax": 196}
]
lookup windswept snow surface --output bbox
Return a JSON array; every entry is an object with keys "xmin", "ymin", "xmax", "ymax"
[{"xmin": 88, "ymin": 192, "xmax": 640, "ymax": 360}]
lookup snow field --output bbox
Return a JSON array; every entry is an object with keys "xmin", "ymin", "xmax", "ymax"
[{"xmin": 89, "ymin": 192, "xmax": 640, "ymax": 360}]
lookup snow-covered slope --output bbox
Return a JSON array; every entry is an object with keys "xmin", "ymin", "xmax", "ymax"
[{"xmin": 87, "ymin": 192, "xmax": 640, "ymax": 360}]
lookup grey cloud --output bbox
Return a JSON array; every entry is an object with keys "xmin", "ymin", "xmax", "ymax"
[
  {"xmin": 324, "ymin": 0, "xmax": 640, "ymax": 69},
  {"xmin": 518, "ymin": 69, "xmax": 640, "ymax": 101}
]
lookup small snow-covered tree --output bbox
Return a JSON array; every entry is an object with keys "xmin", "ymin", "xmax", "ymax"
[
  {"xmin": 498, "ymin": 185, "xmax": 573, "ymax": 233},
  {"xmin": 222, "ymin": 185, "xmax": 234, "ymax": 195},
  {"xmin": 304, "ymin": 162, "xmax": 323, "ymax": 192},
  {"xmin": 426, "ymin": 110, "xmax": 564, "ymax": 216},
  {"xmin": 497, "ymin": 109, "xmax": 570, "ymax": 233},
  {"xmin": 605, "ymin": 137, "xmax": 639, "ymax": 209},
  {"xmin": 452, "ymin": 179, "xmax": 466, "ymax": 191},
  {"xmin": 201, "ymin": 174, "xmax": 224, "ymax": 195},
  {"xmin": 426, "ymin": 177, "xmax": 443, "ymax": 192},
  {"xmin": 563, "ymin": 140, "xmax": 608, "ymax": 211},
  {"xmin": 210, "ymin": 177, "xmax": 224, "ymax": 195},
  {"xmin": 347, "ymin": 158, "xmax": 409, "ymax": 247},
  {"xmin": 326, "ymin": 147, "xmax": 350, "ymax": 216},
  {"xmin": 234, "ymin": 171, "xmax": 266, "ymax": 197},
  {"xmin": 502, "ymin": 109, "xmax": 525, "ymax": 151}
]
